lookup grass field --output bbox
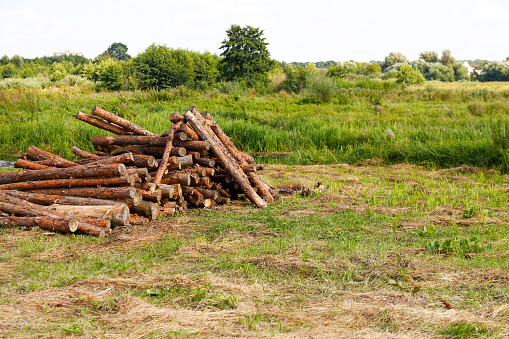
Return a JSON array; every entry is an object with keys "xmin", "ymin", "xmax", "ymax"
[
  {"xmin": 1, "ymin": 81, "xmax": 509, "ymax": 337},
  {"xmin": 1, "ymin": 163, "xmax": 508, "ymax": 338}
]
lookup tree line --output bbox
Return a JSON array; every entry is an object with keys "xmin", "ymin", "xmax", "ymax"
[{"xmin": 1, "ymin": 25, "xmax": 509, "ymax": 93}]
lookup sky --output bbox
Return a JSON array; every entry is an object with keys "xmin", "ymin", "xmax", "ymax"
[{"xmin": 1, "ymin": 0, "xmax": 508, "ymax": 63}]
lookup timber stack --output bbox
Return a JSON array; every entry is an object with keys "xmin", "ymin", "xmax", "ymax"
[{"xmin": 0, "ymin": 106, "xmax": 277, "ymax": 237}]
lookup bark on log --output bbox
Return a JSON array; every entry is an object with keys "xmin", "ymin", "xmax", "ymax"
[
  {"xmin": 76, "ymin": 152, "xmax": 135, "ymax": 166},
  {"xmin": 0, "ymin": 176, "xmax": 135, "ymax": 191},
  {"xmin": 153, "ymin": 121, "xmax": 182, "ymax": 186},
  {"xmin": 185, "ymin": 107, "xmax": 266, "ymax": 208},
  {"xmin": 92, "ymin": 106, "xmax": 156, "ymax": 136},
  {"xmin": 1, "ymin": 190, "xmax": 121, "ymax": 206},
  {"xmin": 130, "ymin": 214, "xmax": 148, "ymax": 225},
  {"xmin": 178, "ymin": 123, "xmax": 200, "ymax": 141},
  {"xmin": 173, "ymin": 140, "xmax": 210, "ymax": 151},
  {"xmin": 0, "ymin": 215, "xmax": 78, "ymax": 233},
  {"xmin": 169, "ymin": 111, "xmax": 184, "ymax": 124},
  {"xmin": 91, "ymin": 135, "xmax": 167, "ymax": 147},
  {"xmin": 136, "ymin": 146, "xmax": 186, "ymax": 157},
  {"xmin": 131, "ymin": 200, "xmax": 160, "ymax": 220},
  {"xmin": 130, "ymin": 155, "xmax": 158, "ymax": 168},
  {"xmin": 76, "ymin": 111, "xmax": 131, "ymax": 135},
  {"xmin": 71, "ymin": 146, "xmax": 98, "ymax": 159},
  {"xmin": 25, "ymin": 187, "xmax": 142, "ymax": 206},
  {"xmin": 174, "ymin": 131, "xmax": 189, "ymax": 141},
  {"xmin": 76, "ymin": 221, "xmax": 106, "ymax": 237},
  {"xmin": 0, "ymin": 163, "xmax": 127, "ymax": 185},
  {"xmin": 43, "ymin": 204, "xmax": 130, "ymax": 227},
  {"xmin": 14, "ymin": 159, "xmax": 50, "ymax": 170},
  {"xmin": 194, "ymin": 157, "xmax": 215, "ymax": 168},
  {"xmin": 26, "ymin": 146, "xmax": 77, "ymax": 168}
]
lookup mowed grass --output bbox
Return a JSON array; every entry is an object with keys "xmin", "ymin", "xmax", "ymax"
[{"xmin": 0, "ymin": 164, "xmax": 508, "ymax": 338}]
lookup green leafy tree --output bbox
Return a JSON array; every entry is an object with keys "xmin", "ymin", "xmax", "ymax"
[
  {"xmin": 10, "ymin": 55, "xmax": 24, "ymax": 68},
  {"xmin": 396, "ymin": 64, "xmax": 425, "ymax": 85},
  {"xmin": 133, "ymin": 44, "xmax": 195, "ymax": 89},
  {"xmin": 97, "ymin": 58, "xmax": 124, "ymax": 90},
  {"xmin": 0, "ymin": 55, "xmax": 9, "ymax": 66},
  {"xmin": 384, "ymin": 52, "xmax": 407, "ymax": 69},
  {"xmin": 190, "ymin": 51, "xmax": 220, "ymax": 89},
  {"xmin": 452, "ymin": 62, "xmax": 469, "ymax": 81},
  {"xmin": 481, "ymin": 61, "xmax": 509, "ymax": 82},
  {"xmin": 106, "ymin": 42, "xmax": 131, "ymax": 61},
  {"xmin": 366, "ymin": 62, "xmax": 382, "ymax": 75},
  {"xmin": 440, "ymin": 49, "xmax": 456, "ymax": 67},
  {"xmin": 219, "ymin": 24, "xmax": 271, "ymax": 87},
  {"xmin": 419, "ymin": 51, "xmax": 438, "ymax": 63},
  {"xmin": 1, "ymin": 63, "xmax": 17, "ymax": 78},
  {"xmin": 50, "ymin": 63, "xmax": 67, "ymax": 81}
]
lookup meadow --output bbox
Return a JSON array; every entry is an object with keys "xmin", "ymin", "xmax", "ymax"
[
  {"xmin": 1, "ymin": 81, "xmax": 509, "ymax": 337},
  {"xmin": 1, "ymin": 81, "xmax": 509, "ymax": 170}
]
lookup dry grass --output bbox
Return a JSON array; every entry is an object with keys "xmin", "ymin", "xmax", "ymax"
[{"xmin": 1, "ymin": 164, "xmax": 508, "ymax": 338}]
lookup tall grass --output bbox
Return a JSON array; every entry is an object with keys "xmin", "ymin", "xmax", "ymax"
[{"xmin": 1, "ymin": 82, "xmax": 509, "ymax": 170}]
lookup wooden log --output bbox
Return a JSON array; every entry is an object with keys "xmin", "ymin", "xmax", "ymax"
[
  {"xmin": 0, "ymin": 175, "xmax": 135, "ymax": 191},
  {"xmin": 160, "ymin": 184, "xmax": 181, "ymax": 199},
  {"xmin": 76, "ymin": 152, "xmax": 135, "ymax": 166},
  {"xmin": 192, "ymin": 187, "xmax": 219, "ymax": 200},
  {"xmin": 130, "ymin": 155, "xmax": 158, "ymax": 168},
  {"xmin": 173, "ymin": 140, "xmax": 210, "ymax": 151},
  {"xmin": 188, "ymin": 151, "xmax": 201, "ymax": 159},
  {"xmin": 127, "ymin": 167, "xmax": 151, "ymax": 181},
  {"xmin": 14, "ymin": 159, "xmax": 50, "ymax": 170},
  {"xmin": 76, "ymin": 111, "xmax": 131, "ymax": 135},
  {"xmin": 130, "ymin": 214, "xmax": 148, "ymax": 225},
  {"xmin": 92, "ymin": 106, "xmax": 156, "ymax": 136},
  {"xmin": 178, "ymin": 123, "xmax": 200, "ymax": 141},
  {"xmin": 202, "ymin": 112, "xmax": 255, "ymax": 164},
  {"xmin": 44, "ymin": 204, "xmax": 130, "ymax": 227},
  {"xmin": 1, "ymin": 190, "xmax": 122, "ymax": 206},
  {"xmin": 174, "ymin": 131, "xmax": 189, "ymax": 141},
  {"xmin": 131, "ymin": 200, "xmax": 160, "ymax": 220},
  {"xmin": 91, "ymin": 135, "xmax": 167, "ymax": 147},
  {"xmin": 79, "ymin": 218, "xmax": 111, "ymax": 229},
  {"xmin": 136, "ymin": 146, "xmax": 186, "ymax": 157},
  {"xmin": 160, "ymin": 172, "xmax": 191, "ymax": 186},
  {"xmin": 26, "ymin": 146, "xmax": 76, "ymax": 168},
  {"xmin": 185, "ymin": 107, "xmax": 266, "ymax": 208},
  {"xmin": 194, "ymin": 157, "xmax": 215, "ymax": 168},
  {"xmin": 25, "ymin": 187, "xmax": 142, "ymax": 206},
  {"xmin": 75, "ymin": 221, "xmax": 106, "ymax": 237},
  {"xmin": 153, "ymin": 121, "xmax": 182, "ymax": 186},
  {"xmin": 0, "ymin": 215, "xmax": 78, "ymax": 233},
  {"xmin": 169, "ymin": 111, "xmax": 184, "ymax": 124},
  {"xmin": 0, "ymin": 163, "xmax": 127, "ymax": 185},
  {"xmin": 176, "ymin": 154, "xmax": 194, "ymax": 167},
  {"xmin": 71, "ymin": 146, "xmax": 98, "ymax": 159}
]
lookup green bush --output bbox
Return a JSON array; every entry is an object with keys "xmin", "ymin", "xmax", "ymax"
[
  {"xmin": 304, "ymin": 73, "xmax": 336, "ymax": 103},
  {"xmin": 396, "ymin": 64, "xmax": 425, "ymax": 85}
]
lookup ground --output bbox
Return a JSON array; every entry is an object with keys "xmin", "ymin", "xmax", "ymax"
[{"xmin": 0, "ymin": 163, "xmax": 508, "ymax": 338}]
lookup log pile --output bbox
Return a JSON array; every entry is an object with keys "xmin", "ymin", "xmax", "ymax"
[{"xmin": 0, "ymin": 106, "xmax": 277, "ymax": 237}]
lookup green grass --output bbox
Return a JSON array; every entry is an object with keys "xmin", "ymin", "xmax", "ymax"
[{"xmin": 2, "ymin": 82, "xmax": 509, "ymax": 170}]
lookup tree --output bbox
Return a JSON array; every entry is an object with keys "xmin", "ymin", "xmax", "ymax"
[
  {"xmin": 219, "ymin": 24, "xmax": 271, "ymax": 86},
  {"xmin": 419, "ymin": 51, "xmax": 438, "ymax": 63},
  {"xmin": 133, "ymin": 44, "xmax": 195, "ymax": 89},
  {"xmin": 396, "ymin": 64, "xmax": 425, "ymax": 85},
  {"xmin": 384, "ymin": 52, "xmax": 407, "ymax": 68},
  {"xmin": 366, "ymin": 62, "xmax": 382, "ymax": 75},
  {"xmin": 1, "ymin": 64, "xmax": 17, "ymax": 78},
  {"xmin": 106, "ymin": 42, "xmax": 131, "ymax": 61},
  {"xmin": 440, "ymin": 49, "xmax": 455, "ymax": 67}
]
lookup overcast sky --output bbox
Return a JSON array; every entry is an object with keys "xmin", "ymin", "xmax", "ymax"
[{"xmin": 1, "ymin": 0, "xmax": 508, "ymax": 63}]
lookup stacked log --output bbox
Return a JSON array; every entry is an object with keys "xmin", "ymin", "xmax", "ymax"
[{"xmin": 0, "ymin": 106, "xmax": 276, "ymax": 237}]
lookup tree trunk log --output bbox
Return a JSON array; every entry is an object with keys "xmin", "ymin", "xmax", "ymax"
[
  {"xmin": 184, "ymin": 107, "xmax": 266, "ymax": 208},
  {"xmin": 26, "ymin": 146, "xmax": 77, "ymax": 168},
  {"xmin": 173, "ymin": 140, "xmax": 210, "ymax": 151},
  {"xmin": 0, "ymin": 215, "xmax": 78, "ymax": 233},
  {"xmin": 92, "ymin": 106, "xmax": 156, "ymax": 136},
  {"xmin": 76, "ymin": 111, "xmax": 131, "ymax": 135},
  {"xmin": 131, "ymin": 200, "xmax": 160, "ymax": 220},
  {"xmin": 0, "ymin": 175, "xmax": 135, "ymax": 191},
  {"xmin": 0, "ymin": 163, "xmax": 127, "ymax": 185},
  {"xmin": 71, "ymin": 146, "xmax": 98, "ymax": 159},
  {"xmin": 1, "ymin": 190, "xmax": 121, "ymax": 206},
  {"xmin": 14, "ymin": 159, "xmax": 50, "ymax": 170},
  {"xmin": 25, "ymin": 187, "xmax": 142, "ymax": 206},
  {"xmin": 91, "ymin": 135, "xmax": 167, "ymax": 147},
  {"xmin": 43, "ymin": 204, "xmax": 130, "ymax": 227}
]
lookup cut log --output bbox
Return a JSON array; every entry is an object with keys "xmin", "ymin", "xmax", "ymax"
[
  {"xmin": 127, "ymin": 167, "xmax": 151, "ymax": 181},
  {"xmin": 0, "ymin": 163, "xmax": 127, "ymax": 185},
  {"xmin": 169, "ymin": 111, "xmax": 184, "ymax": 124},
  {"xmin": 160, "ymin": 172, "xmax": 191, "ymax": 186},
  {"xmin": 43, "ymin": 204, "xmax": 130, "ymax": 227},
  {"xmin": 26, "ymin": 146, "xmax": 76, "ymax": 168},
  {"xmin": 0, "ymin": 175, "xmax": 135, "ymax": 191},
  {"xmin": 76, "ymin": 221, "xmax": 106, "ymax": 237},
  {"xmin": 91, "ymin": 135, "xmax": 167, "ymax": 147},
  {"xmin": 194, "ymin": 157, "xmax": 215, "ymax": 168},
  {"xmin": 1, "ymin": 190, "xmax": 121, "ymax": 206},
  {"xmin": 130, "ymin": 155, "xmax": 158, "ymax": 168},
  {"xmin": 25, "ymin": 187, "xmax": 143, "ymax": 206},
  {"xmin": 153, "ymin": 121, "xmax": 182, "ymax": 186},
  {"xmin": 130, "ymin": 214, "xmax": 148, "ymax": 225},
  {"xmin": 71, "ymin": 146, "xmax": 98, "ymax": 159},
  {"xmin": 178, "ymin": 123, "xmax": 200, "ymax": 141},
  {"xmin": 14, "ymin": 159, "xmax": 50, "ymax": 170},
  {"xmin": 174, "ymin": 131, "xmax": 189, "ymax": 141},
  {"xmin": 0, "ymin": 215, "xmax": 78, "ymax": 233},
  {"xmin": 184, "ymin": 107, "xmax": 266, "ymax": 208},
  {"xmin": 76, "ymin": 111, "xmax": 131, "ymax": 135},
  {"xmin": 176, "ymin": 154, "xmax": 193, "ymax": 167},
  {"xmin": 131, "ymin": 200, "xmax": 160, "ymax": 220},
  {"xmin": 76, "ymin": 152, "xmax": 135, "ymax": 166},
  {"xmin": 173, "ymin": 140, "xmax": 210, "ymax": 151},
  {"xmin": 92, "ymin": 106, "xmax": 156, "ymax": 136}
]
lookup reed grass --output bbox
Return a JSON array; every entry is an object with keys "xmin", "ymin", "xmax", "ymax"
[{"xmin": 1, "ymin": 82, "xmax": 509, "ymax": 170}]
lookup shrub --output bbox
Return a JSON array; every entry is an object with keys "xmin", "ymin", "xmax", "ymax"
[
  {"xmin": 481, "ymin": 61, "xmax": 509, "ymax": 82},
  {"xmin": 396, "ymin": 65, "xmax": 425, "ymax": 85},
  {"xmin": 304, "ymin": 73, "xmax": 336, "ymax": 103}
]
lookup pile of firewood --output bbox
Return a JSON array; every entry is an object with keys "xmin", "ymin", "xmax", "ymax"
[{"xmin": 0, "ymin": 106, "xmax": 277, "ymax": 237}]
